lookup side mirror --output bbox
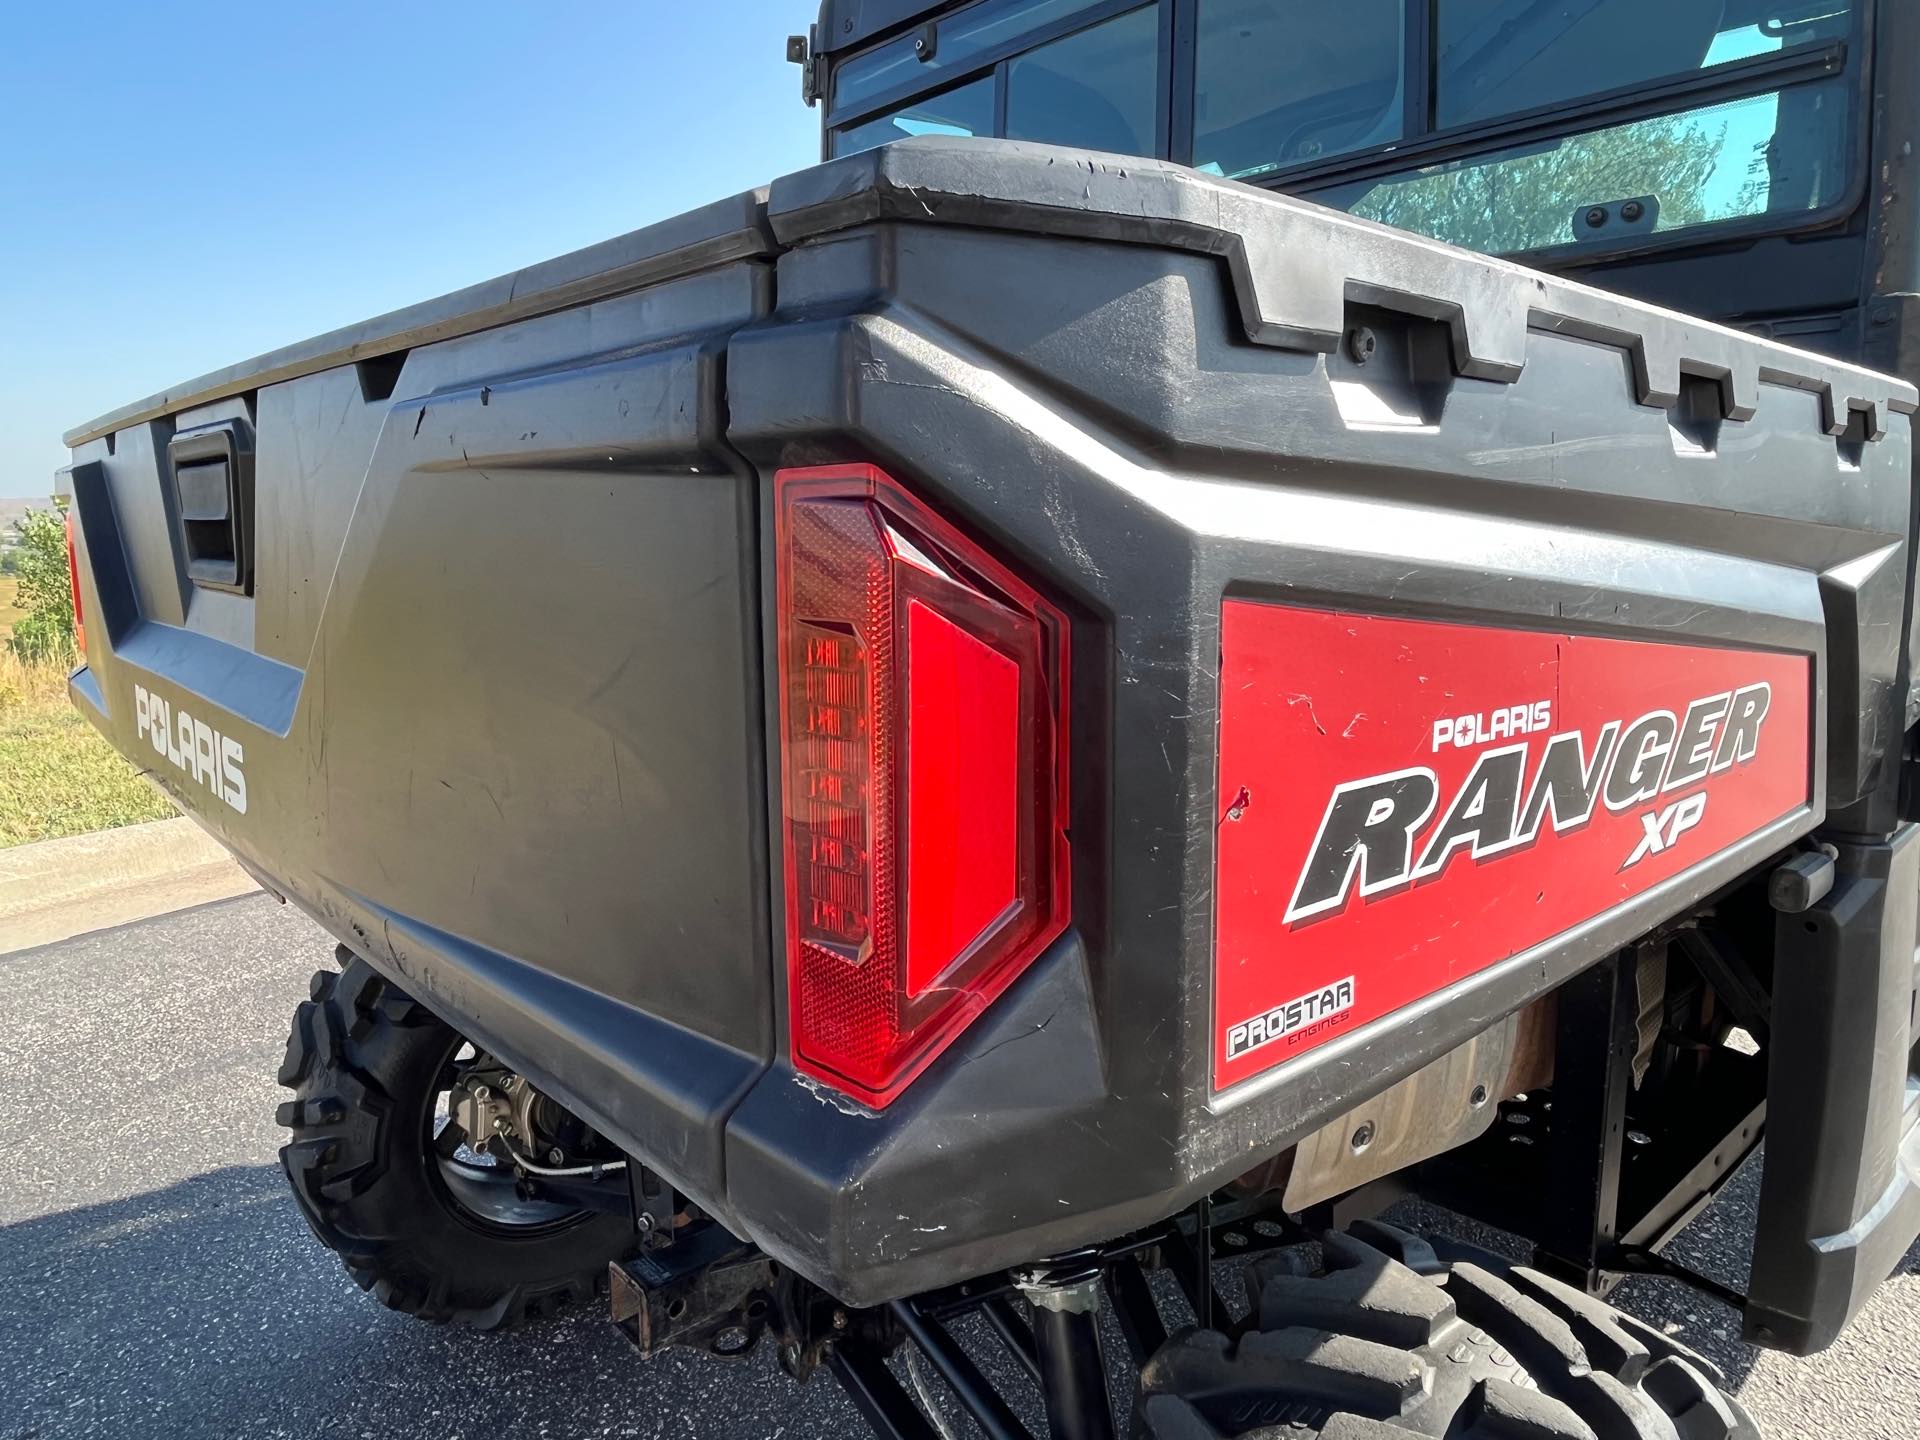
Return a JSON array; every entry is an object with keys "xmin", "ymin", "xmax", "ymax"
[{"xmin": 787, "ymin": 29, "xmax": 823, "ymax": 107}]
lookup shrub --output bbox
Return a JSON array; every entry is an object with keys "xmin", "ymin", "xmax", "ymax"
[{"xmin": 8, "ymin": 506, "xmax": 76, "ymax": 664}]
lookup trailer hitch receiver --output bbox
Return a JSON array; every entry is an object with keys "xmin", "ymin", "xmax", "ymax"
[{"xmin": 610, "ymin": 1225, "xmax": 778, "ymax": 1359}]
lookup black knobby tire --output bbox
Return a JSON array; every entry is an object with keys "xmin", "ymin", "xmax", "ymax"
[
  {"xmin": 275, "ymin": 950, "xmax": 636, "ymax": 1329},
  {"xmin": 1136, "ymin": 1222, "xmax": 1761, "ymax": 1440}
]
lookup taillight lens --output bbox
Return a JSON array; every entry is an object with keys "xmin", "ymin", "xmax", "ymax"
[
  {"xmin": 64, "ymin": 509, "xmax": 86, "ymax": 659},
  {"xmin": 777, "ymin": 464, "xmax": 1069, "ymax": 1108}
]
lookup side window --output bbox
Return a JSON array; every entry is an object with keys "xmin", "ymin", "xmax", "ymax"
[
  {"xmin": 1004, "ymin": 6, "xmax": 1161, "ymax": 157},
  {"xmin": 832, "ymin": 76, "xmax": 997, "ymax": 157},
  {"xmin": 1192, "ymin": 0, "xmax": 1405, "ymax": 180}
]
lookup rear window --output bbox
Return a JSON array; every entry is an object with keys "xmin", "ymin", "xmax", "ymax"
[
  {"xmin": 1436, "ymin": 0, "xmax": 1856, "ymax": 128},
  {"xmin": 1320, "ymin": 76, "xmax": 1851, "ymax": 255},
  {"xmin": 826, "ymin": 0, "xmax": 1860, "ymax": 260},
  {"xmin": 831, "ymin": 75, "xmax": 996, "ymax": 156},
  {"xmin": 833, "ymin": 0, "xmax": 1114, "ymax": 114},
  {"xmin": 1192, "ymin": 0, "xmax": 1406, "ymax": 178},
  {"xmin": 1005, "ymin": 6, "xmax": 1160, "ymax": 154},
  {"xmin": 831, "ymin": 2, "xmax": 1164, "ymax": 160}
]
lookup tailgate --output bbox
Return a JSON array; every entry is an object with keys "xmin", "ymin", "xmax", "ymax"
[{"xmin": 58, "ymin": 191, "xmax": 783, "ymax": 1227}]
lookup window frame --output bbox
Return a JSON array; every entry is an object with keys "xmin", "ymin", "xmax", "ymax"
[{"xmin": 823, "ymin": 0, "xmax": 1875, "ymax": 265}]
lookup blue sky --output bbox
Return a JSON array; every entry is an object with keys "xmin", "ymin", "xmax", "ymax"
[{"xmin": 0, "ymin": 1, "xmax": 822, "ymax": 494}]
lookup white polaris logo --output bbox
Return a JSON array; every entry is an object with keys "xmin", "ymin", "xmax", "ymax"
[
  {"xmin": 133, "ymin": 683, "xmax": 247, "ymax": 814},
  {"xmin": 1226, "ymin": 977, "xmax": 1357, "ymax": 1060},
  {"xmin": 1431, "ymin": 700, "xmax": 1553, "ymax": 751}
]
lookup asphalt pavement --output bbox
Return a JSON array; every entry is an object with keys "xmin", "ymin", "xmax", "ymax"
[{"xmin": 2, "ymin": 893, "xmax": 1915, "ymax": 1439}]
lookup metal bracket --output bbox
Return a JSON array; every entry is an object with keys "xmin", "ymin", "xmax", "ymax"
[
  {"xmin": 1676, "ymin": 927, "xmax": 1773, "ymax": 1047},
  {"xmin": 629, "ymin": 1161, "xmax": 679, "ymax": 1249},
  {"xmin": 1605, "ymin": 1243, "xmax": 1748, "ymax": 1311}
]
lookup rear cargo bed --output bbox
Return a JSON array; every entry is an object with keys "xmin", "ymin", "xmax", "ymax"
[{"xmin": 64, "ymin": 138, "xmax": 1917, "ymax": 1303}]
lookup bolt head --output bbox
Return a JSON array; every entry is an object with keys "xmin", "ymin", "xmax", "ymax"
[
  {"xmin": 1585, "ymin": 206, "xmax": 1609, "ymax": 228},
  {"xmin": 1344, "ymin": 326, "xmax": 1377, "ymax": 364},
  {"xmin": 1350, "ymin": 1120, "xmax": 1376, "ymax": 1152},
  {"xmin": 1621, "ymin": 199, "xmax": 1645, "ymax": 222},
  {"xmin": 832, "ymin": 1309, "xmax": 849, "ymax": 1331}
]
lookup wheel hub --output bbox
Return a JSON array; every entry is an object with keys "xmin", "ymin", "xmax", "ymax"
[{"xmin": 450, "ymin": 1068, "xmax": 556, "ymax": 1162}]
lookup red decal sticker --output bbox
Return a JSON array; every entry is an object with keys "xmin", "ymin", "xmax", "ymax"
[{"xmin": 1213, "ymin": 604, "xmax": 1811, "ymax": 1091}]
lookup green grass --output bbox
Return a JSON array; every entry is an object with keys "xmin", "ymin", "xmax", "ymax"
[{"xmin": 0, "ymin": 650, "xmax": 174, "ymax": 847}]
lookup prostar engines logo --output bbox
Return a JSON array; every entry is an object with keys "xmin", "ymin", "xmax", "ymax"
[
  {"xmin": 1225, "ymin": 976, "xmax": 1356, "ymax": 1060},
  {"xmin": 1284, "ymin": 682, "xmax": 1770, "ymax": 926}
]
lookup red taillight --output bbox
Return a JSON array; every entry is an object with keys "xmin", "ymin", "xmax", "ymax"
[
  {"xmin": 64, "ymin": 509, "xmax": 85, "ymax": 658},
  {"xmin": 777, "ymin": 464, "xmax": 1069, "ymax": 1108}
]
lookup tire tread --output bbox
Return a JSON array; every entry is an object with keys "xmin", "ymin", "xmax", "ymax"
[
  {"xmin": 275, "ymin": 954, "xmax": 624, "ymax": 1330},
  {"xmin": 1134, "ymin": 1228, "xmax": 1759, "ymax": 1440}
]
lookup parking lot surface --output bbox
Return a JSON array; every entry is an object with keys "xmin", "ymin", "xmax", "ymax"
[{"xmin": 3, "ymin": 894, "xmax": 1914, "ymax": 1438}]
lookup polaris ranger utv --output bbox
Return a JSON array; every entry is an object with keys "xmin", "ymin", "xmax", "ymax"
[{"xmin": 58, "ymin": 1, "xmax": 1920, "ymax": 1435}]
